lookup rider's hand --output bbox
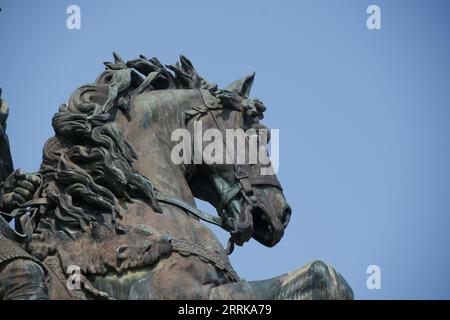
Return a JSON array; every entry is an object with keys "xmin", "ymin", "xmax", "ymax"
[{"xmin": 1, "ymin": 169, "xmax": 42, "ymax": 211}]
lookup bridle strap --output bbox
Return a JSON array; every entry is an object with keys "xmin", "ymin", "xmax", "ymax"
[
  {"xmin": 197, "ymin": 91, "xmax": 255, "ymax": 197},
  {"xmin": 217, "ymin": 183, "xmax": 242, "ymax": 214},
  {"xmin": 248, "ymin": 175, "xmax": 283, "ymax": 190},
  {"xmin": 156, "ymin": 193, "xmax": 222, "ymax": 227},
  {"xmin": 183, "ymin": 90, "xmax": 283, "ymax": 252},
  {"xmin": 217, "ymin": 175, "xmax": 283, "ymax": 215},
  {"xmin": 192, "ymin": 90, "xmax": 283, "ymax": 214}
]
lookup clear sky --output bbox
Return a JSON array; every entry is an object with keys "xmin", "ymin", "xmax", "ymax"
[{"xmin": 1, "ymin": 0, "xmax": 449, "ymax": 299}]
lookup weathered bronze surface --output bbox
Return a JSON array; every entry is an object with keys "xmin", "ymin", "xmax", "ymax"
[{"xmin": 0, "ymin": 54, "xmax": 353, "ymax": 299}]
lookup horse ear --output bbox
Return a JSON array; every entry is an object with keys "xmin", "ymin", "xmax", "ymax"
[{"xmin": 225, "ymin": 72, "xmax": 255, "ymax": 98}]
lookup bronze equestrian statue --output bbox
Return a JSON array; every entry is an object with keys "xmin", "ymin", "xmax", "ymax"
[{"xmin": 0, "ymin": 54, "xmax": 353, "ymax": 299}]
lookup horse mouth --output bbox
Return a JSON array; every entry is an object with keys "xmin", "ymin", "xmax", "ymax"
[{"xmin": 252, "ymin": 206, "xmax": 283, "ymax": 247}]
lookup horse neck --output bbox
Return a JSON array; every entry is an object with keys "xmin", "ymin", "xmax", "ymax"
[{"xmin": 115, "ymin": 89, "xmax": 196, "ymax": 205}]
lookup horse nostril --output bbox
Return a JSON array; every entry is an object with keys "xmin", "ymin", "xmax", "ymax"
[{"xmin": 281, "ymin": 204, "xmax": 291, "ymax": 228}]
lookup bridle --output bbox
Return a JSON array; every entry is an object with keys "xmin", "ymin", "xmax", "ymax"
[{"xmin": 185, "ymin": 89, "xmax": 283, "ymax": 251}]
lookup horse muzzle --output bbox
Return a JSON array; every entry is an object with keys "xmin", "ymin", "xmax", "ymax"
[{"xmin": 251, "ymin": 202, "xmax": 288, "ymax": 247}]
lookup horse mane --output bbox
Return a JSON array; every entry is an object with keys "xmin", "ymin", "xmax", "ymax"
[{"xmin": 38, "ymin": 53, "xmax": 211, "ymax": 233}]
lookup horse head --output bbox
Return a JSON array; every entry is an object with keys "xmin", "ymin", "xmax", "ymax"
[
  {"xmin": 185, "ymin": 72, "xmax": 291, "ymax": 248},
  {"xmin": 34, "ymin": 53, "xmax": 290, "ymax": 254}
]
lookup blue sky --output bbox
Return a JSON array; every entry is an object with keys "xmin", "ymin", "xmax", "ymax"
[{"xmin": 1, "ymin": 0, "xmax": 449, "ymax": 299}]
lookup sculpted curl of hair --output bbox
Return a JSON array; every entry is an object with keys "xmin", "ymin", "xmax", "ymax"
[{"xmin": 40, "ymin": 68, "xmax": 160, "ymax": 232}]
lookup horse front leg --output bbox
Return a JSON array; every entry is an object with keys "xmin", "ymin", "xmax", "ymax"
[{"xmin": 207, "ymin": 260, "xmax": 353, "ymax": 300}]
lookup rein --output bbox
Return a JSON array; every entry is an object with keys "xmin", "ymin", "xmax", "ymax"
[{"xmin": 155, "ymin": 193, "xmax": 221, "ymax": 227}]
